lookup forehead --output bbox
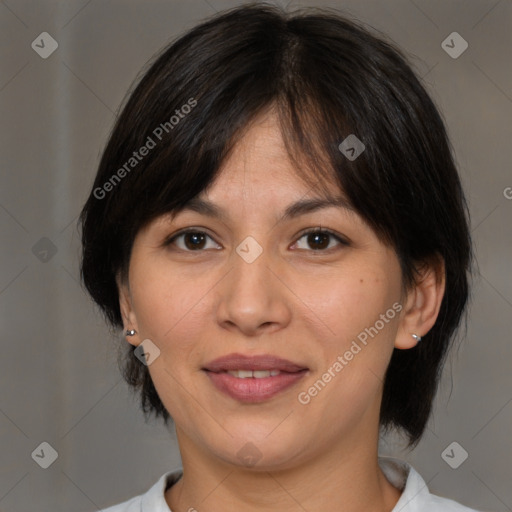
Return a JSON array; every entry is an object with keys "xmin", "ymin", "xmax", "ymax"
[
  {"xmin": 166, "ymin": 113, "xmax": 358, "ymax": 225},
  {"xmin": 218, "ymin": 111, "xmax": 295, "ymax": 183},
  {"xmin": 207, "ymin": 108, "xmax": 340, "ymax": 198}
]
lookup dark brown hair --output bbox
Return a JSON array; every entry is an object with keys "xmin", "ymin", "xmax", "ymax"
[{"xmin": 79, "ymin": 2, "xmax": 472, "ymax": 446}]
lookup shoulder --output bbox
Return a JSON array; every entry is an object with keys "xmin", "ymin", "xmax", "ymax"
[
  {"xmin": 379, "ymin": 457, "xmax": 482, "ymax": 512},
  {"xmin": 96, "ymin": 469, "xmax": 183, "ymax": 512}
]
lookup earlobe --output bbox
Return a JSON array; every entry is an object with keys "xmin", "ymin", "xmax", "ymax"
[
  {"xmin": 116, "ymin": 273, "xmax": 140, "ymax": 346},
  {"xmin": 394, "ymin": 256, "xmax": 446, "ymax": 350}
]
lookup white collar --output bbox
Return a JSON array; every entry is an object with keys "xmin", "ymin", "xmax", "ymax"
[{"xmin": 136, "ymin": 456, "xmax": 477, "ymax": 512}]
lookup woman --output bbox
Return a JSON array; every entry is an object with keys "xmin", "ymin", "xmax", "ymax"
[{"xmin": 80, "ymin": 3, "xmax": 479, "ymax": 511}]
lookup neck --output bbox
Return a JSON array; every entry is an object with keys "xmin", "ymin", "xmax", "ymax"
[{"xmin": 165, "ymin": 425, "xmax": 401, "ymax": 512}]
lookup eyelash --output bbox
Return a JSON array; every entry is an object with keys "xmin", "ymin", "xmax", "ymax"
[{"xmin": 163, "ymin": 227, "xmax": 349, "ymax": 253}]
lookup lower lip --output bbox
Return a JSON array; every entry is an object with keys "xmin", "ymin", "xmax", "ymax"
[{"xmin": 204, "ymin": 370, "xmax": 307, "ymax": 403}]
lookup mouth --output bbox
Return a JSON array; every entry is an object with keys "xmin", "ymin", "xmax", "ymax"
[
  {"xmin": 202, "ymin": 353, "xmax": 308, "ymax": 403},
  {"xmin": 223, "ymin": 369, "xmax": 283, "ymax": 378}
]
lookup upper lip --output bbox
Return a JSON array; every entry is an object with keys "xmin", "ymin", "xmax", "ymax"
[{"xmin": 203, "ymin": 353, "xmax": 308, "ymax": 373}]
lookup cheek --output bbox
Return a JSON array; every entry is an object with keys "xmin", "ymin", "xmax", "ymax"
[
  {"xmin": 127, "ymin": 260, "xmax": 215, "ymax": 419},
  {"xmin": 297, "ymin": 258, "xmax": 402, "ymax": 350},
  {"xmin": 129, "ymin": 257, "xmax": 214, "ymax": 359},
  {"xmin": 294, "ymin": 265, "xmax": 401, "ymax": 432}
]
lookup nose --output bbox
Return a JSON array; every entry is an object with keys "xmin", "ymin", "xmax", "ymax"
[{"xmin": 215, "ymin": 246, "xmax": 292, "ymax": 337}]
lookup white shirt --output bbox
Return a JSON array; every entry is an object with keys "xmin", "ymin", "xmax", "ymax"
[{"xmin": 100, "ymin": 457, "xmax": 480, "ymax": 512}]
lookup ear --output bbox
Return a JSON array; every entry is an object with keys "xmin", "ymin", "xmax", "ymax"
[
  {"xmin": 395, "ymin": 254, "xmax": 446, "ymax": 349},
  {"xmin": 116, "ymin": 272, "xmax": 140, "ymax": 347}
]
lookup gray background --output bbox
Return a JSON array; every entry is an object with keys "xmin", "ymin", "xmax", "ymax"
[{"xmin": 0, "ymin": 0, "xmax": 511, "ymax": 511}]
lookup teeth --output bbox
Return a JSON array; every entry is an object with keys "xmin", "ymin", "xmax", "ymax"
[
  {"xmin": 226, "ymin": 370, "xmax": 282, "ymax": 378},
  {"xmin": 234, "ymin": 370, "xmax": 253, "ymax": 379}
]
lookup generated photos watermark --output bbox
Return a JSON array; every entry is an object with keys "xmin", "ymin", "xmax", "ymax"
[
  {"xmin": 93, "ymin": 97, "xmax": 197, "ymax": 200},
  {"xmin": 297, "ymin": 302, "xmax": 403, "ymax": 405}
]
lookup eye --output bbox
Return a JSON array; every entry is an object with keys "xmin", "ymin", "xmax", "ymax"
[
  {"xmin": 292, "ymin": 228, "xmax": 348, "ymax": 252},
  {"xmin": 164, "ymin": 230, "xmax": 221, "ymax": 251},
  {"xmin": 164, "ymin": 227, "xmax": 348, "ymax": 253}
]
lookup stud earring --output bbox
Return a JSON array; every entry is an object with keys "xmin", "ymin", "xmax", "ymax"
[
  {"xmin": 411, "ymin": 333, "xmax": 422, "ymax": 342},
  {"xmin": 125, "ymin": 329, "xmax": 137, "ymax": 336}
]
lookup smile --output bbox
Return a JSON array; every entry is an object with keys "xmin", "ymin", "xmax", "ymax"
[
  {"xmin": 226, "ymin": 369, "xmax": 281, "ymax": 378},
  {"xmin": 202, "ymin": 353, "xmax": 309, "ymax": 403}
]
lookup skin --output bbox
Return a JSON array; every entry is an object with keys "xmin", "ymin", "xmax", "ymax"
[{"xmin": 118, "ymin": 108, "xmax": 445, "ymax": 512}]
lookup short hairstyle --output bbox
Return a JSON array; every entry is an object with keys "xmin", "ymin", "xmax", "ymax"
[{"xmin": 79, "ymin": 2, "xmax": 472, "ymax": 446}]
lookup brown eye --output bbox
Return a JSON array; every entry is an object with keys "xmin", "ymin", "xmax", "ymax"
[
  {"xmin": 294, "ymin": 229, "xmax": 348, "ymax": 251},
  {"xmin": 306, "ymin": 232, "xmax": 330, "ymax": 250},
  {"xmin": 183, "ymin": 232, "xmax": 206, "ymax": 250},
  {"xmin": 165, "ymin": 230, "xmax": 221, "ymax": 251}
]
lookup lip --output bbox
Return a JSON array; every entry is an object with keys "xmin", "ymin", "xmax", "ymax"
[
  {"xmin": 203, "ymin": 353, "xmax": 308, "ymax": 403},
  {"xmin": 203, "ymin": 353, "xmax": 307, "ymax": 373}
]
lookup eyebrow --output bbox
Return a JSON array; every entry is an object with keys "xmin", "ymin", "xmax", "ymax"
[{"xmin": 170, "ymin": 195, "xmax": 356, "ymax": 223}]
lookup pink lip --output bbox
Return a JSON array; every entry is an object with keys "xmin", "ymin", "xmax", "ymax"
[
  {"xmin": 203, "ymin": 353, "xmax": 307, "ymax": 373},
  {"xmin": 203, "ymin": 353, "xmax": 308, "ymax": 403}
]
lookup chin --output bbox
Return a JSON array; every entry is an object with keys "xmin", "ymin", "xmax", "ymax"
[{"xmin": 206, "ymin": 427, "xmax": 310, "ymax": 472}]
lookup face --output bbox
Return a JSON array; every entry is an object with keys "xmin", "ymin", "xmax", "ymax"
[{"xmin": 119, "ymin": 110, "xmax": 414, "ymax": 471}]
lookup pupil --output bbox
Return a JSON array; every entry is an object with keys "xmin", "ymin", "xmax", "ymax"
[
  {"xmin": 186, "ymin": 233, "xmax": 205, "ymax": 250},
  {"xmin": 309, "ymin": 233, "xmax": 328, "ymax": 250}
]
